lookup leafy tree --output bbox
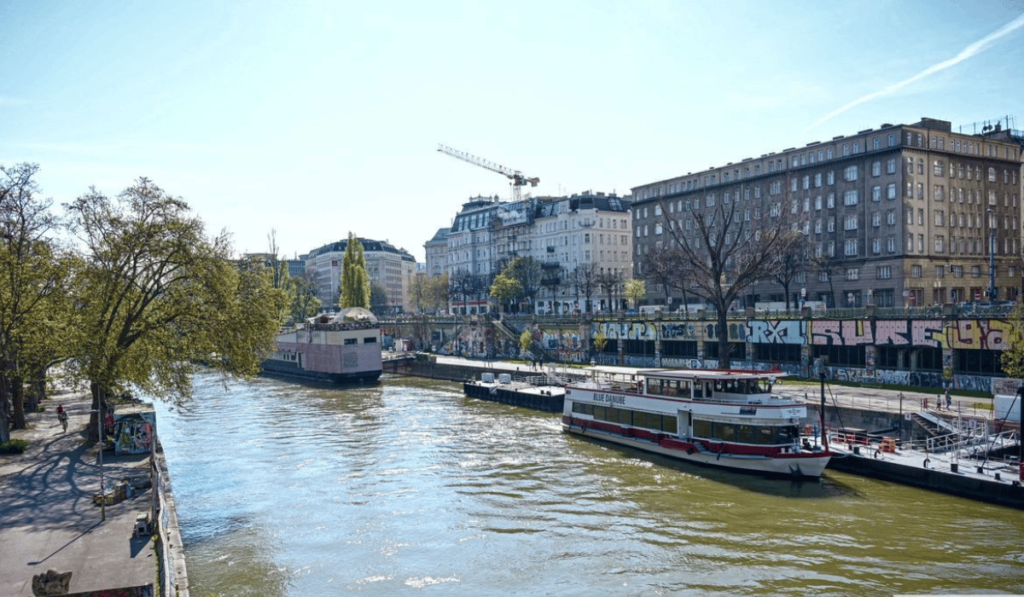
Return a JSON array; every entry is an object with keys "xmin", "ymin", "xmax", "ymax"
[
  {"xmin": 289, "ymin": 275, "xmax": 321, "ymax": 322},
  {"xmin": 1001, "ymin": 304, "xmax": 1024, "ymax": 378},
  {"xmin": 0, "ymin": 163, "xmax": 75, "ymax": 441},
  {"xmin": 592, "ymin": 330, "xmax": 608, "ymax": 359},
  {"xmin": 64, "ymin": 178, "xmax": 287, "ymax": 438},
  {"xmin": 624, "ymin": 279, "xmax": 646, "ymax": 310},
  {"xmin": 490, "ymin": 273, "xmax": 522, "ymax": 315},
  {"xmin": 425, "ymin": 273, "xmax": 449, "ymax": 314},
  {"xmin": 507, "ymin": 257, "xmax": 543, "ymax": 313},
  {"xmin": 338, "ymin": 232, "xmax": 370, "ymax": 309},
  {"xmin": 519, "ymin": 330, "xmax": 533, "ymax": 354}
]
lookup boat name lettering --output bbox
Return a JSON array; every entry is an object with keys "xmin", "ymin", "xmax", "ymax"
[{"xmin": 593, "ymin": 393, "xmax": 626, "ymax": 405}]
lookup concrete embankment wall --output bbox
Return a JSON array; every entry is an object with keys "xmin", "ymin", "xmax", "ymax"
[{"xmin": 152, "ymin": 439, "xmax": 190, "ymax": 597}]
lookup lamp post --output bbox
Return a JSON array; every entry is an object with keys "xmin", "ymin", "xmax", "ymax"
[{"xmin": 988, "ymin": 208, "xmax": 997, "ymax": 301}]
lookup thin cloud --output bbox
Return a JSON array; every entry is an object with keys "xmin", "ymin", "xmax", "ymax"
[{"xmin": 805, "ymin": 12, "xmax": 1024, "ymax": 133}]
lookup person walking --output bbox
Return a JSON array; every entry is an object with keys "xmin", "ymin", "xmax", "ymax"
[
  {"xmin": 56, "ymin": 404, "xmax": 68, "ymax": 433},
  {"xmin": 945, "ymin": 387, "xmax": 952, "ymax": 410}
]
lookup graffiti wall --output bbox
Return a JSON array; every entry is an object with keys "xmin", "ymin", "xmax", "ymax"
[{"xmin": 113, "ymin": 411, "xmax": 156, "ymax": 456}]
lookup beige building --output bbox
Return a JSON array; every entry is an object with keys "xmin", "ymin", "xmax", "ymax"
[
  {"xmin": 631, "ymin": 117, "xmax": 1023, "ymax": 309},
  {"xmin": 303, "ymin": 238, "xmax": 417, "ymax": 313}
]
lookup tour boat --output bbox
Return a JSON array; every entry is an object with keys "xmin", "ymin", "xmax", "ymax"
[
  {"xmin": 261, "ymin": 308, "xmax": 383, "ymax": 384},
  {"xmin": 562, "ymin": 368, "xmax": 832, "ymax": 478}
]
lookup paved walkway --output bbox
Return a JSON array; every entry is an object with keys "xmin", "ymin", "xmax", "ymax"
[
  {"xmin": 0, "ymin": 388, "xmax": 156, "ymax": 596},
  {"xmin": 432, "ymin": 355, "xmax": 994, "ymax": 420}
]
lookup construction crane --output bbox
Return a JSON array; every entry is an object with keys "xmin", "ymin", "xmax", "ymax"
[{"xmin": 437, "ymin": 144, "xmax": 539, "ymax": 202}]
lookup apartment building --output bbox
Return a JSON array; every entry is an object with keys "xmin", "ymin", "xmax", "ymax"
[
  {"xmin": 303, "ymin": 238, "xmax": 417, "ymax": 313},
  {"xmin": 438, "ymin": 191, "xmax": 633, "ymax": 313},
  {"xmin": 631, "ymin": 117, "xmax": 1023, "ymax": 309}
]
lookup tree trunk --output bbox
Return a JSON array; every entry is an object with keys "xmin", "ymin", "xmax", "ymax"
[
  {"xmin": 87, "ymin": 381, "xmax": 108, "ymax": 442},
  {"xmin": 11, "ymin": 376, "xmax": 26, "ymax": 430},
  {"xmin": 783, "ymin": 282, "xmax": 791, "ymax": 310},
  {"xmin": 718, "ymin": 306, "xmax": 731, "ymax": 369},
  {"xmin": 0, "ymin": 376, "xmax": 11, "ymax": 444}
]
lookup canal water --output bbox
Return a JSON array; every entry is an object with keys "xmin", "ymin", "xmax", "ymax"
[{"xmin": 153, "ymin": 373, "xmax": 1024, "ymax": 596}]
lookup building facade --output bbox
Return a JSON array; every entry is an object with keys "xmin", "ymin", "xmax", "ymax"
[
  {"xmin": 438, "ymin": 191, "xmax": 633, "ymax": 314},
  {"xmin": 631, "ymin": 117, "xmax": 1023, "ymax": 309},
  {"xmin": 304, "ymin": 238, "xmax": 418, "ymax": 313}
]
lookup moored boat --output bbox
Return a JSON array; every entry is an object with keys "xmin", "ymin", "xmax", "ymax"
[
  {"xmin": 261, "ymin": 308, "xmax": 383, "ymax": 384},
  {"xmin": 562, "ymin": 368, "xmax": 832, "ymax": 478}
]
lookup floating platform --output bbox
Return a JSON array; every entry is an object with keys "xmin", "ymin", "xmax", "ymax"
[
  {"xmin": 828, "ymin": 437, "xmax": 1023, "ymax": 510},
  {"xmin": 463, "ymin": 373, "xmax": 565, "ymax": 413}
]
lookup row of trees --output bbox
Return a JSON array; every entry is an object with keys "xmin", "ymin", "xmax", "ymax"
[
  {"xmin": 484, "ymin": 257, "xmax": 629, "ymax": 316},
  {"xmin": 0, "ymin": 163, "xmax": 290, "ymax": 443}
]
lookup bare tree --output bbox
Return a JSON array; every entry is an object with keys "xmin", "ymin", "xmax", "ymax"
[
  {"xmin": 773, "ymin": 238, "xmax": 810, "ymax": 310},
  {"xmin": 570, "ymin": 262, "xmax": 598, "ymax": 314},
  {"xmin": 508, "ymin": 257, "xmax": 543, "ymax": 313},
  {"xmin": 596, "ymin": 270, "xmax": 624, "ymax": 312},
  {"xmin": 640, "ymin": 248, "xmax": 694, "ymax": 312},
  {"xmin": 449, "ymin": 269, "xmax": 475, "ymax": 314},
  {"xmin": 812, "ymin": 251, "xmax": 842, "ymax": 308},
  {"xmin": 659, "ymin": 189, "xmax": 805, "ymax": 368}
]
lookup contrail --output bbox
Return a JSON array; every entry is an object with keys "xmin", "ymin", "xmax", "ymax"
[{"xmin": 805, "ymin": 12, "xmax": 1024, "ymax": 133}]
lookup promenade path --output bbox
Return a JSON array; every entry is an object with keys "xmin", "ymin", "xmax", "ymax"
[
  {"xmin": 428, "ymin": 355, "xmax": 995, "ymax": 421},
  {"xmin": 0, "ymin": 387, "xmax": 155, "ymax": 596}
]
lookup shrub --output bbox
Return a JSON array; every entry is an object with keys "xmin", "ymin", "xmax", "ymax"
[{"xmin": 0, "ymin": 439, "xmax": 29, "ymax": 454}]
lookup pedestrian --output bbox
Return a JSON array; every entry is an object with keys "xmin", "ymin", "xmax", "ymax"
[
  {"xmin": 945, "ymin": 388, "xmax": 952, "ymax": 409},
  {"xmin": 936, "ymin": 395, "xmax": 942, "ymax": 410},
  {"xmin": 56, "ymin": 404, "xmax": 68, "ymax": 433}
]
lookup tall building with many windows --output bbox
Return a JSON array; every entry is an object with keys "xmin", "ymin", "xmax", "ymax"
[
  {"xmin": 303, "ymin": 238, "xmax": 417, "ymax": 313},
  {"xmin": 631, "ymin": 117, "xmax": 1023, "ymax": 309},
  {"xmin": 437, "ymin": 191, "xmax": 633, "ymax": 314}
]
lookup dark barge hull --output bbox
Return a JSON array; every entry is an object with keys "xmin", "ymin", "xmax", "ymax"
[
  {"xmin": 463, "ymin": 382, "xmax": 564, "ymax": 412},
  {"xmin": 261, "ymin": 359, "xmax": 382, "ymax": 384}
]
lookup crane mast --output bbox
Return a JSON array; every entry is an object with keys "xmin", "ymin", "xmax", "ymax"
[{"xmin": 437, "ymin": 144, "xmax": 539, "ymax": 202}]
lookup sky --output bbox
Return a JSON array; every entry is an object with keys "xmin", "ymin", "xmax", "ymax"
[{"xmin": 2, "ymin": 0, "xmax": 1023, "ymax": 263}]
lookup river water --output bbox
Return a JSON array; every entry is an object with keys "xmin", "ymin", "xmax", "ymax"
[{"xmin": 152, "ymin": 373, "xmax": 1024, "ymax": 596}]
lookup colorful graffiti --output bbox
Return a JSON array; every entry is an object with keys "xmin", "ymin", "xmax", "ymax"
[
  {"xmin": 747, "ymin": 320, "xmax": 806, "ymax": 344},
  {"xmin": 113, "ymin": 412, "xmax": 155, "ymax": 456},
  {"xmin": 940, "ymin": 319, "xmax": 1009, "ymax": 350},
  {"xmin": 598, "ymin": 321, "xmax": 658, "ymax": 341}
]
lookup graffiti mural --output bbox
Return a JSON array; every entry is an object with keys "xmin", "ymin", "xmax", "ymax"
[
  {"xmin": 113, "ymin": 412, "xmax": 156, "ymax": 456},
  {"xmin": 597, "ymin": 321, "xmax": 657, "ymax": 341},
  {"xmin": 811, "ymin": 320, "xmax": 873, "ymax": 345},
  {"xmin": 746, "ymin": 320, "xmax": 806, "ymax": 344},
  {"xmin": 704, "ymin": 322, "xmax": 746, "ymax": 341},
  {"xmin": 939, "ymin": 319, "xmax": 1009, "ymax": 350},
  {"xmin": 911, "ymin": 320, "xmax": 943, "ymax": 347},
  {"xmin": 660, "ymin": 322, "xmax": 697, "ymax": 339},
  {"xmin": 874, "ymin": 320, "xmax": 911, "ymax": 345}
]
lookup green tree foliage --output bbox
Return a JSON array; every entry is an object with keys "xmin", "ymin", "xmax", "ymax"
[
  {"xmin": 289, "ymin": 275, "xmax": 321, "ymax": 322},
  {"xmin": 339, "ymin": 232, "xmax": 370, "ymax": 309},
  {"xmin": 424, "ymin": 273, "xmax": 449, "ymax": 314},
  {"xmin": 490, "ymin": 273, "xmax": 522, "ymax": 314},
  {"xmin": 1001, "ymin": 304, "xmax": 1024, "ymax": 378},
  {"xmin": 592, "ymin": 330, "xmax": 608, "ymax": 356},
  {"xmin": 0, "ymin": 163, "xmax": 76, "ymax": 441},
  {"xmin": 519, "ymin": 330, "xmax": 533, "ymax": 354},
  {"xmin": 624, "ymin": 279, "xmax": 646, "ymax": 309},
  {"xmin": 507, "ymin": 257, "xmax": 543, "ymax": 313},
  {"xmin": 65, "ymin": 178, "xmax": 287, "ymax": 438}
]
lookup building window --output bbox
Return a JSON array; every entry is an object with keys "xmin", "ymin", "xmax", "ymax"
[
  {"xmin": 844, "ymin": 166, "xmax": 858, "ymax": 181},
  {"xmin": 827, "ymin": 171, "xmax": 835, "ymax": 185},
  {"xmin": 844, "ymin": 214, "xmax": 858, "ymax": 230},
  {"xmin": 872, "ymin": 211, "xmax": 882, "ymax": 227},
  {"xmin": 887, "ymin": 210, "xmax": 896, "ymax": 226},
  {"xmin": 872, "ymin": 238, "xmax": 881, "ymax": 254},
  {"xmin": 872, "ymin": 161, "xmax": 881, "ymax": 177},
  {"xmin": 872, "ymin": 186, "xmax": 881, "ymax": 202},
  {"xmin": 844, "ymin": 239, "xmax": 858, "ymax": 256},
  {"xmin": 934, "ymin": 235, "xmax": 945, "ymax": 253},
  {"xmin": 912, "ymin": 265, "xmax": 922, "ymax": 278},
  {"xmin": 846, "ymin": 268, "xmax": 859, "ymax": 281},
  {"xmin": 887, "ymin": 183, "xmax": 897, "ymax": 200},
  {"xmin": 844, "ymin": 190, "xmax": 859, "ymax": 206},
  {"xmin": 933, "ymin": 160, "xmax": 944, "ymax": 176},
  {"xmin": 877, "ymin": 266, "xmax": 892, "ymax": 279}
]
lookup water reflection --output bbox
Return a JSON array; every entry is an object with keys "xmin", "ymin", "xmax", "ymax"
[{"xmin": 153, "ymin": 373, "xmax": 1024, "ymax": 597}]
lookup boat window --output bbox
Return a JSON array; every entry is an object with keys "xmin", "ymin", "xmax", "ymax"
[
  {"xmin": 680, "ymin": 380, "xmax": 691, "ymax": 398},
  {"xmin": 572, "ymin": 402, "xmax": 594, "ymax": 416},
  {"xmin": 713, "ymin": 423, "xmax": 736, "ymax": 441},
  {"xmin": 737, "ymin": 424, "xmax": 756, "ymax": 443},
  {"xmin": 693, "ymin": 419, "xmax": 711, "ymax": 438},
  {"xmin": 363, "ymin": 337, "xmax": 377, "ymax": 344},
  {"xmin": 344, "ymin": 338, "xmax": 358, "ymax": 345},
  {"xmin": 775, "ymin": 425, "xmax": 798, "ymax": 444},
  {"xmin": 694, "ymin": 382, "xmax": 705, "ymax": 399},
  {"xmin": 757, "ymin": 427, "xmax": 775, "ymax": 444},
  {"xmin": 593, "ymin": 406, "xmax": 607, "ymax": 421}
]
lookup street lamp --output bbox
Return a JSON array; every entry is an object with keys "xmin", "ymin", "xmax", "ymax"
[{"xmin": 988, "ymin": 208, "xmax": 997, "ymax": 301}]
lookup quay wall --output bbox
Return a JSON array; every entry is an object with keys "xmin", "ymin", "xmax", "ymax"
[
  {"xmin": 152, "ymin": 439, "xmax": 190, "ymax": 597},
  {"xmin": 381, "ymin": 313, "xmax": 1015, "ymax": 393}
]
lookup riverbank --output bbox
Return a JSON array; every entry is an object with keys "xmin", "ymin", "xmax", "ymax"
[{"xmin": 0, "ymin": 387, "xmax": 188, "ymax": 596}]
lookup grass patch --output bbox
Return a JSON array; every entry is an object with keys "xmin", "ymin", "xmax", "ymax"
[{"xmin": 0, "ymin": 439, "xmax": 29, "ymax": 454}]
